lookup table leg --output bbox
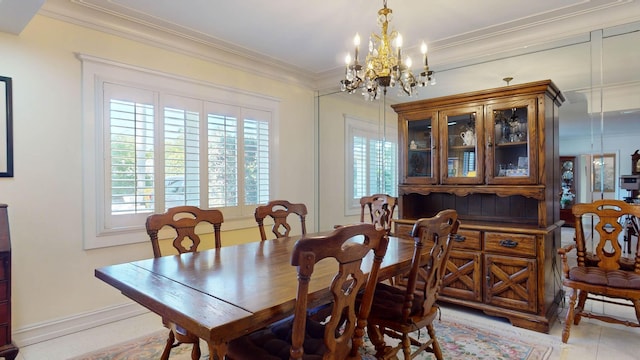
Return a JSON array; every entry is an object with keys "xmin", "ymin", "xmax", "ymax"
[{"xmin": 207, "ymin": 341, "xmax": 228, "ymax": 360}]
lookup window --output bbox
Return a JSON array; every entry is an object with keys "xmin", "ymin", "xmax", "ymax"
[
  {"xmin": 345, "ymin": 116, "xmax": 397, "ymax": 215},
  {"xmin": 81, "ymin": 55, "xmax": 278, "ymax": 249}
]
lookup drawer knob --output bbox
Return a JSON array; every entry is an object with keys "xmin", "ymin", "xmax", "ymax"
[
  {"xmin": 453, "ymin": 234, "xmax": 466, "ymax": 242},
  {"xmin": 499, "ymin": 239, "xmax": 518, "ymax": 248}
]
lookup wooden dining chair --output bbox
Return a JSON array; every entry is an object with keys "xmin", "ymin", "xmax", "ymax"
[
  {"xmin": 365, "ymin": 209, "xmax": 459, "ymax": 360},
  {"xmin": 226, "ymin": 223, "xmax": 389, "ymax": 360},
  {"xmin": 557, "ymin": 199, "xmax": 640, "ymax": 344},
  {"xmin": 145, "ymin": 206, "xmax": 224, "ymax": 360},
  {"xmin": 359, "ymin": 194, "xmax": 397, "ymax": 233},
  {"xmin": 255, "ymin": 200, "xmax": 307, "ymax": 240}
]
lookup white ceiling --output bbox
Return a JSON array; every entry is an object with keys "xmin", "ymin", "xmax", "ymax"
[{"xmin": 4, "ymin": 0, "xmax": 640, "ymax": 137}]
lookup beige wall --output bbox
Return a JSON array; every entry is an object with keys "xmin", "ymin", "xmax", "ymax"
[
  {"xmin": 316, "ymin": 93, "xmax": 397, "ymax": 230},
  {"xmin": 0, "ymin": 15, "xmax": 316, "ymax": 336}
]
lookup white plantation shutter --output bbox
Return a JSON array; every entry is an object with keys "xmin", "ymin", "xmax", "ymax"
[
  {"xmin": 243, "ymin": 111, "xmax": 270, "ymax": 206},
  {"xmin": 104, "ymin": 83, "xmax": 156, "ymax": 229},
  {"xmin": 162, "ymin": 96, "xmax": 201, "ymax": 209},
  {"xmin": 207, "ymin": 111, "xmax": 239, "ymax": 209},
  {"xmin": 353, "ymin": 135, "xmax": 367, "ymax": 199}
]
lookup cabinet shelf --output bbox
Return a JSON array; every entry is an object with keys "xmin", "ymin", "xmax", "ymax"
[
  {"xmin": 449, "ymin": 145, "xmax": 475, "ymax": 150},
  {"xmin": 495, "ymin": 141, "xmax": 527, "ymax": 147}
]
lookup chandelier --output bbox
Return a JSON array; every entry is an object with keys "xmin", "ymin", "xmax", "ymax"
[{"xmin": 340, "ymin": 0, "xmax": 435, "ymax": 101}]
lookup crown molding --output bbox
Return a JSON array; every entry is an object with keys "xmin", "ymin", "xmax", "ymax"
[{"xmin": 39, "ymin": 0, "xmax": 319, "ymax": 90}]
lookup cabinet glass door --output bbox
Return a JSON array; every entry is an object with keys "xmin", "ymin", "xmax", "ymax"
[
  {"xmin": 441, "ymin": 106, "xmax": 483, "ymax": 184},
  {"xmin": 486, "ymin": 99, "xmax": 537, "ymax": 184},
  {"xmin": 404, "ymin": 113, "xmax": 438, "ymax": 184}
]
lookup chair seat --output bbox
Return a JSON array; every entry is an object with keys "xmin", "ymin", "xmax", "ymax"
[
  {"xmin": 368, "ymin": 283, "xmax": 424, "ymax": 320},
  {"xmin": 569, "ymin": 266, "xmax": 640, "ymax": 289},
  {"xmin": 227, "ymin": 314, "xmax": 332, "ymax": 360}
]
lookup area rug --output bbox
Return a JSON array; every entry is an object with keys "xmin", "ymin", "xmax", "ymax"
[{"xmin": 71, "ymin": 318, "xmax": 552, "ymax": 360}]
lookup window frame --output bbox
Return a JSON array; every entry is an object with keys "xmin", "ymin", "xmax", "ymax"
[
  {"xmin": 344, "ymin": 115, "xmax": 398, "ymax": 216},
  {"xmin": 80, "ymin": 54, "xmax": 280, "ymax": 249}
]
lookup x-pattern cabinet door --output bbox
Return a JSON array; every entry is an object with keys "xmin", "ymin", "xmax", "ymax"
[
  {"xmin": 484, "ymin": 254, "xmax": 536, "ymax": 313},
  {"xmin": 441, "ymin": 250, "xmax": 482, "ymax": 302}
]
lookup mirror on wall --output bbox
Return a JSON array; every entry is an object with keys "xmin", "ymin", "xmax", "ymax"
[{"xmin": 316, "ymin": 23, "xmax": 640, "ymax": 230}]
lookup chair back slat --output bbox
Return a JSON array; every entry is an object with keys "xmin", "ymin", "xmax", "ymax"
[
  {"xmin": 255, "ymin": 200, "xmax": 307, "ymax": 240},
  {"xmin": 359, "ymin": 194, "xmax": 397, "ymax": 233},
  {"xmin": 572, "ymin": 199, "xmax": 640, "ymax": 272},
  {"xmin": 145, "ymin": 206, "xmax": 224, "ymax": 257}
]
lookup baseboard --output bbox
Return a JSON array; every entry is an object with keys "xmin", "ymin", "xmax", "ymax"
[{"xmin": 12, "ymin": 302, "xmax": 149, "ymax": 347}]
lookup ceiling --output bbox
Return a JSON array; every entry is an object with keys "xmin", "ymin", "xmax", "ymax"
[{"xmin": 3, "ymin": 0, "xmax": 640, "ymax": 137}]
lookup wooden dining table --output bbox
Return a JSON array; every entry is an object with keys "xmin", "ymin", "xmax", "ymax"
[{"xmin": 95, "ymin": 234, "xmax": 416, "ymax": 359}]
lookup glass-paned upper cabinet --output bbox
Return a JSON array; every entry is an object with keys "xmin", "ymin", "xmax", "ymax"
[
  {"xmin": 486, "ymin": 99, "xmax": 537, "ymax": 184},
  {"xmin": 441, "ymin": 105, "xmax": 484, "ymax": 184},
  {"xmin": 402, "ymin": 111, "xmax": 438, "ymax": 184}
]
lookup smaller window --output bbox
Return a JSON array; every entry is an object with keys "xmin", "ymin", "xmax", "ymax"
[{"xmin": 345, "ymin": 116, "xmax": 397, "ymax": 215}]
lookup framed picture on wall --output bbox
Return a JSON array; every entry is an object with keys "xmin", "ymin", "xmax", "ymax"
[
  {"xmin": 592, "ymin": 153, "xmax": 615, "ymax": 192},
  {"xmin": 0, "ymin": 76, "xmax": 13, "ymax": 177}
]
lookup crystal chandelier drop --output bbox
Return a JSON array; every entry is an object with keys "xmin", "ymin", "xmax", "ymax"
[{"xmin": 340, "ymin": 0, "xmax": 435, "ymax": 101}]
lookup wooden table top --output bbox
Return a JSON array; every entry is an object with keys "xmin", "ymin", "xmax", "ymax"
[{"xmin": 95, "ymin": 234, "xmax": 415, "ymax": 352}]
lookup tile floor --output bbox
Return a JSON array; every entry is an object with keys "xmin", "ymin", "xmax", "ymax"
[{"xmin": 15, "ymin": 228, "xmax": 640, "ymax": 360}]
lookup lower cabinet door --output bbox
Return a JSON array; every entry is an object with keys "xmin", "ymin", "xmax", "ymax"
[
  {"xmin": 441, "ymin": 250, "xmax": 482, "ymax": 302},
  {"xmin": 484, "ymin": 254, "xmax": 537, "ymax": 313}
]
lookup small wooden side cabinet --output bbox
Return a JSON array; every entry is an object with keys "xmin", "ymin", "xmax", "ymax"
[{"xmin": 0, "ymin": 204, "xmax": 18, "ymax": 360}]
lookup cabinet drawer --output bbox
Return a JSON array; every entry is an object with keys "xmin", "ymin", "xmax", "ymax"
[
  {"xmin": 0, "ymin": 324, "xmax": 7, "ymax": 345},
  {"xmin": 450, "ymin": 229, "xmax": 481, "ymax": 250},
  {"xmin": 0, "ymin": 302, "xmax": 7, "ymax": 324},
  {"xmin": 484, "ymin": 232, "xmax": 536, "ymax": 257},
  {"xmin": 0, "ymin": 257, "xmax": 6, "ymax": 280},
  {"xmin": 0, "ymin": 282, "xmax": 6, "ymax": 301}
]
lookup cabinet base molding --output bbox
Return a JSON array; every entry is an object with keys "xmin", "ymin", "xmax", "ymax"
[{"xmin": 440, "ymin": 290, "xmax": 563, "ymax": 333}]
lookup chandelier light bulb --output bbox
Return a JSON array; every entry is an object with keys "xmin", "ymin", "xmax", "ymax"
[
  {"xmin": 396, "ymin": 34, "xmax": 403, "ymax": 48},
  {"xmin": 354, "ymin": 33, "xmax": 361, "ymax": 47},
  {"xmin": 345, "ymin": 54, "xmax": 351, "ymax": 65},
  {"xmin": 405, "ymin": 57, "xmax": 412, "ymax": 69},
  {"xmin": 421, "ymin": 42, "xmax": 428, "ymax": 55}
]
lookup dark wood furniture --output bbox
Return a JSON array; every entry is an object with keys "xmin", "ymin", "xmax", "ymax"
[
  {"xmin": 558, "ymin": 199, "xmax": 640, "ymax": 343},
  {"xmin": 226, "ymin": 223, "xmax": 388, "ymax": 360},
  {"xmin": 367, "ymin": 210, "xmax": 459, "ymax": 360},
  {"xmin": 560, "ymin": 156, "xmax": 577, "ymax": 227},
  {"xmin": 145, "ymin": 206, "xmax": 225, "ymax": 360},
  {"xmin": 0, "ymin": 205, "xmax": 18, "ymax": 360},
  {"xmin": 95, "ymin": 234, "xmax": 415, "ymax": 359},
  {"xmin": 392, "ymin": 80, "xmax": 565, "ymax": 333},
  {"xmin": 359, "ymin": 194, "xmax": 397, "ymax": 232},
  {"xmin": 254, "ymin": 200, "xmax": 307, "ymax": 240}
]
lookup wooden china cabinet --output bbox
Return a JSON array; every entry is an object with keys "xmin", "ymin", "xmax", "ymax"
[{"xmin": 393, "ymin": 80, "xmax": 565, "ymax": 333}]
